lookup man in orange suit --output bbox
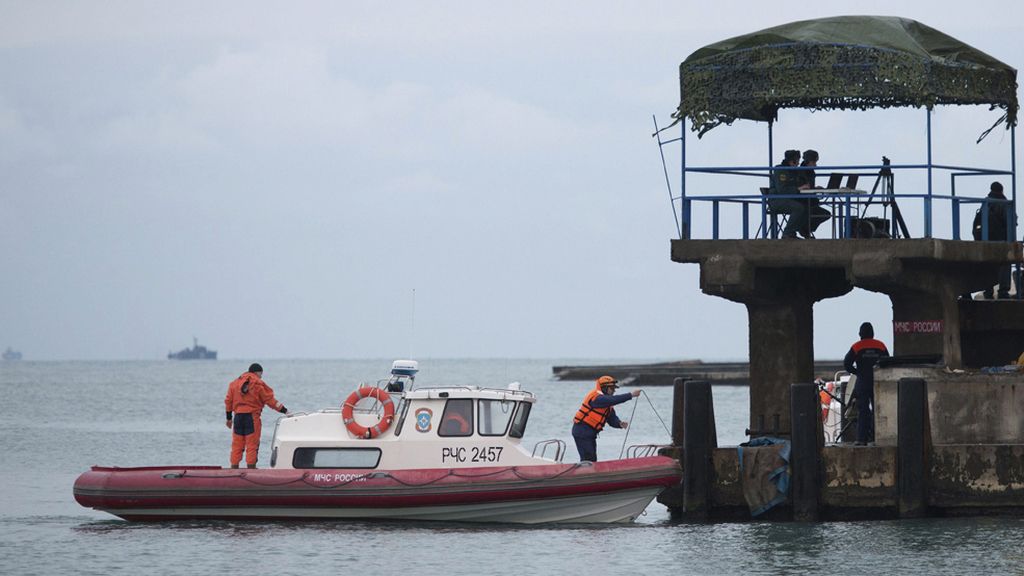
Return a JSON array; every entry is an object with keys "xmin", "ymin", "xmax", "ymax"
[{"xmin": 224, "ymin": 363, "xmax": 288, "ymax": 468}]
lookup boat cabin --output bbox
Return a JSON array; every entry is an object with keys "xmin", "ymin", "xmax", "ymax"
[{"xmin": 269, "ymin": 364, "xmax": 562, "ymax": 471}]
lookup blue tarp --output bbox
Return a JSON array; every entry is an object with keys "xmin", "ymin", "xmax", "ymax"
[{"xmin": 738, "ymin": 436, "xmax": 791, "ymax": 517}]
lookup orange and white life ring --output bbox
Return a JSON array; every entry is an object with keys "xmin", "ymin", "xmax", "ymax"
[{"xmin": 342, "ymin": 385, "xmax": 395, "ymax": 439}]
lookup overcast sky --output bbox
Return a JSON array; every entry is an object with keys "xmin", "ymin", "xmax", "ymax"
[{"xmin": 1, "ymin": 1, "xmax": 1021, "ymax": 361}]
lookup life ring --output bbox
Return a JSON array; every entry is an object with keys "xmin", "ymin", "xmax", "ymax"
[
  {"xmin": 342, "ymin": 385, "xmax": 395, "ymax": 439},
  {"xmin": 819, "ymin": 382, "xmax": 834, "ymax": 422}
]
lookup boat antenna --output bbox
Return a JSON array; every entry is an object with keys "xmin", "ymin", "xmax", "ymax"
[{"xmin": 410, "ymin": 288, "xmax": 416, "ymax": 358}]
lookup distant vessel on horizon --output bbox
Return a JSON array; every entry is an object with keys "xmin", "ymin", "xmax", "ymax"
[
  {"xmin": 2, "ymin": 347, "xmax": 22, "ymax": 361},
  {"xmin": 168, "ymin": 337, "xmax": 217, "ymax": 360}
]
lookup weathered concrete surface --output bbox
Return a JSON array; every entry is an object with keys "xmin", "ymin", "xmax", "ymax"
[
  {"xmin": 821, "ymin": 445, "xmax": 898, "ymax": 511},
  {"xmin": 671, "ymin": 238, "xmax": 1022, "ymax": 434},
  {"xmin": 960, "ymin": 300, "xmax": 1024, "ymax": 367},
  {"xmin": 930, "ymin": 445, "xmax": 1024, "ymax": 510},
  {"xmin": 661, "ymin": 444, "xmax": 1024, "ymax": 519},
  {"xmin": 875, "ymin": 367, "xmax": 1024, "ymax": 444}
]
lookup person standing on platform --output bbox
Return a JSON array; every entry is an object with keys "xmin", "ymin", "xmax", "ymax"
[
  {"xmin": 571, "ymin": 375, "xmax": 640, "ymax": 462},
  {"xmin": 971, "ymin": 181, "xmax": 1012, "ymax": 299},
  {"xmin": 224, "ymin": 363, "xmax": 288, "ymax": 468},
  {"xmin": 843, "ymin": 323, "xmax": 889, "ymax": 446}
]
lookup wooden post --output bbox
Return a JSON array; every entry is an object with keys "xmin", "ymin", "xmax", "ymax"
[
  {"xmin": 898, "ymin": 377, "xmax": 930, "ymax": 518},
  {"xmin": 672, "ymin": 377, "xmax": 686, "ymax": 447},
  {"xmin": 790, "ymin": 382, "xmax": 821, "ymax": 521},
  {"xmin": 682, "ymin": 380, "xmax": 714, "ymax": 520}
]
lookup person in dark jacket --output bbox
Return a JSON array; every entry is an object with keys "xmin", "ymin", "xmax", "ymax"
[
  {"xmin": 843, "ymin": 323, "xmax": 890, "ymax": 446},
  {"xmin": 797, "ymin": 149, "xmax": 831, "ymax": 238},
  {"xmin": 571, "ymin": 376, "xmax": 640, "ymax": 462},
  {"xmin": 972, "ymin": 182, "xmax": 1012, "ymax": 298},
  {"xmin": 768, "ymin": 150, "xmax": 808, "ymax": 239}
]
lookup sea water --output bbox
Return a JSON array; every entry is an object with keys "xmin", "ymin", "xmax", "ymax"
[{"xmin": 1, "ymin": 359, "xmax": 1021, "ymax": 575}]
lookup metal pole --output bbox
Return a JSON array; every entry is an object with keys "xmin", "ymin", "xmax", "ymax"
[
  {"xmin": 1012, "ymin": 125, "xmax": 1019, "ymax": 299},
  {"xmin": 712, "ymin": 200, "xmax": 719, "ymax": 239},
  {"xmin": 1012, "ymin": 125, "xmax": 1018, "ymax": 241},
  {"xmin": 926, "ymin": 108, "xmax": 933, "ymax": 238},
  {"xmin": 765, "ymin": 121, "xmax": 773, "ymax": 239},
  {"xmin": 653, "ymin": 115, "xmax": 681, "ymax": 237},
  {"xmin": 681, "ymin": 119, "xmax": 688, "ymax": 239}
]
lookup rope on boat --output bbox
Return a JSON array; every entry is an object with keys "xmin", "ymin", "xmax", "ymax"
[
  {"xmin": 172, "ymin": 463, "xmax": 587, "ymax": 490},
  {"xmin": 643, "ymin": 390, "xmax": 672, "ymax": 437},
  {"xmin": 618, "ymin": 390, "xmax": 672, "ymax": 459}
]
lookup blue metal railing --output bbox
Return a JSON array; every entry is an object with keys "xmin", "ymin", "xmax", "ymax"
[{"xmin": 654, "ymin": 113, "xmax": 1017, "ymax": 242}]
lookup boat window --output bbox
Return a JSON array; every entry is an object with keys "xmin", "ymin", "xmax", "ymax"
[
  {"xmin": 508, "ymin": 402, "xmax": 531, "ymax": 438},
  {"xmin": 393, "ymin": 398, "xmax": 410, "ymax": 437},
  {"xmin": 292, "ymin": 448, "xmax": 382, "ymax": 469},
  {"xmin": 478, "ymin": 399, "xmax": 515, "ymax": 436},
  {"xmin": 438, "ymin": 398, "xmax": 474, "ymax": 437}
]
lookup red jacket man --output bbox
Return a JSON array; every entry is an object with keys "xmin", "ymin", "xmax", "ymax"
[
  {"xmin": 224, "ymin": 363, "xmax": 287, "ymax": 468},
  {"xmin": 843, "ymin": 323, "xmax": 889, "ymax": 446}
]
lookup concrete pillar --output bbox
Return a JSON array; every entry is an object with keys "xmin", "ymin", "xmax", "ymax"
[
  {"xmin": 682, "ymin": 380, "xmax": 715, "ymax": 521},
  {"xmin": 898, "ymin": 377, "xmax": 930, "ymax": 518},
  {"xmin": 748, "ymin": 301, "xmax": 814, "ymax": 436},
  {"xmin": 790, "ymin": 382, "xmax": 822, "ymax": 521},
  {"xmin": 889, "ymin": 287, "xmax": 962, "ymax": 367}
]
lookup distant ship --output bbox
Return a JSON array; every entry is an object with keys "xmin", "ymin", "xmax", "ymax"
[
  {"xmin": 2, "ymin": 347, "xmax": 22, "ymax": 361},
  {"xmin": 168, "ymin": 337, "xmax": 217, "ymax": 360}
]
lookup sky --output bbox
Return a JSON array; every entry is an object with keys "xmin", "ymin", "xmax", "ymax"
[{"xmin": 1, "ymin": 1, "xmax": 1021, "ymax": 361}]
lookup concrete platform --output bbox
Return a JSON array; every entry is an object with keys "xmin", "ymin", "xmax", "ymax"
[
  {"xmin": 875, "ymin": 366, "xmax": 1024, "ymax": 445},
  {"xmin": 658, "ymin": 443, "xmax": 1024, "ymax": 520},
  {"xmin": 670, "ymin": 237, "xmax": 1022, "ymax": 435}
]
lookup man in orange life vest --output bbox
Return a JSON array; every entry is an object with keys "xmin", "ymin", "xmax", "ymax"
[
  {"xmin": 224, "ymin": 363, "xmax": 288, "ymax": 468},
  {"xmin": 572, "ymin": 375, "xmax": 641, "ymax": 462},
  {"xmin": 843, "ymin": 322, "xmax": 889, "ymax": 446}
]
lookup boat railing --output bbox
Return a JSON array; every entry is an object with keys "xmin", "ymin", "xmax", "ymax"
[
  {"xmin": 531, "ymin": 439, "xmax": 565, "ymax": 462},
  {"xmin": 625, "ymin": 444, "xmax": 668, "ymax": 459},
  {"xmin": 409, "ymin": 385, "xmax": 536, "ymax": 399}
]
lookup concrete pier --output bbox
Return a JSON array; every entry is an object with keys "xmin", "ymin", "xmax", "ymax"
[
  {"xmin": 659, "ymin": 237, "xmax": 1024, "ymax": 520},
  {"xmin": 657, "ymin": 373, "xmax": 1024, "ymax": 519},
  {"xmin": 671, "ymin": 238, "xmax": 1021, "ymax": 435}
]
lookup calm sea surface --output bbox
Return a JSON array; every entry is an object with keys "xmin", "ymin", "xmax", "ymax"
[{"xmin": 1, "ymin": 359, "xmax": 1021, "ymax": 575}]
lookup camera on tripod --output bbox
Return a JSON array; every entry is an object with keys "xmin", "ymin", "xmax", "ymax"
[{"xmin": 853, "ymin": 155, "xmax": 907, "ymax": 239}]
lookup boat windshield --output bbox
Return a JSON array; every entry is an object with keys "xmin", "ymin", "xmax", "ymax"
[
  {"xmin": 478, "ymin": 399, "xmax": 516, "ymax": 436},
  {"xmin": 508, "ymin": 402, "xmax": 531, "ymax": 438}
]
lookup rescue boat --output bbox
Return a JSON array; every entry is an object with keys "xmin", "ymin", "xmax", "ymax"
[{"xmin": 74, "ymin": 361, "xmax": 681, "ymax": 524}]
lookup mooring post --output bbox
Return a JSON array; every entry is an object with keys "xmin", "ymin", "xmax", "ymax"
[
  {"xmin": 672, "ymin": 377, "xmax": 686, "ymax": 447},
  {"xmin": 658, "ymin": 377, "xmax": 688, "ymax": 517},
  {"xmin": 682, "ymin": 380, "xmax": 715, "ymax": 520},
  {"xmin": 790, "ymin": 382, "xmax": 821, "ymax": 521},
  {"xmin": 898, "ymin": 377, "xmax": 930, "ymax": 518}
]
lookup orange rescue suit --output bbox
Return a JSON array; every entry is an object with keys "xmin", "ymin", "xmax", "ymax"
[
  {"xmin": 574, "ymin": 388, "xmax": 613, "ymax": 431},
  {"xmin": 224, "ymin": 372, "xmax": 285, "ymax": 467}
]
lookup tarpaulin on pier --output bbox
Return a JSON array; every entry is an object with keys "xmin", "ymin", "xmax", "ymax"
[
  {"xmin": 738, "ymin": 436, "xmax": 790, "ymax": 517},
  {"xmin": 672, "ymin": 15, "xmax": 1019, "ymax": 136}
]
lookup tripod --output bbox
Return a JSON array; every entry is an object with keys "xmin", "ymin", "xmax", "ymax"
[{"xmin": 861, "ymin": 156, "xmax": 910, "ymax": 239}]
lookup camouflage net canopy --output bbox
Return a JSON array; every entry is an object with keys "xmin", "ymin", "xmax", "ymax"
[{"xmin": 676, "ymin": 15, "xmax": 1019, "ymax": 137}]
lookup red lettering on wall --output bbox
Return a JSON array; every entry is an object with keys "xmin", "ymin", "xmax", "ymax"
[{"xmin": 893, "ymin": 320, "xmax": 943, "ymax": 334}]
